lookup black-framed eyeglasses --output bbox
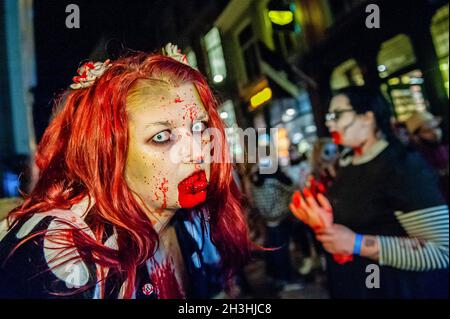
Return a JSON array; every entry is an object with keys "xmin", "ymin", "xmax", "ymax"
[{"xmin": 325, "ymin": 109, "xmax": 354, "ymax": 122}]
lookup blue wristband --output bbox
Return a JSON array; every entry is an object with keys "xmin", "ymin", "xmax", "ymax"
[{"xmin": 353, "ymin": 233, "xmax": 363, "ymax": 255}]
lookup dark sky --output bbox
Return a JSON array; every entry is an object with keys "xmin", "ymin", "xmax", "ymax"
[{"xmin": 32, "ymin": 0, "xmax": 219, "ymax": 140}]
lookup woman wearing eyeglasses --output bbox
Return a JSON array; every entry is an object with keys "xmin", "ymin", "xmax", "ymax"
[{"xmin": 290, "ymin": 86, "xmax": 448, "ymax": 298}]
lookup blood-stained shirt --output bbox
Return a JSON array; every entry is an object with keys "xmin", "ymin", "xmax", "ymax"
[{"xmin": 0, "ymin": 197, "xmax": 223, "ymax": 299}]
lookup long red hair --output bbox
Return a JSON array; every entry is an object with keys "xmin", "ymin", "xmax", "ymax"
[{"xmin": 7, "ymin": 52, "xmax": 251, "ymax": 298}]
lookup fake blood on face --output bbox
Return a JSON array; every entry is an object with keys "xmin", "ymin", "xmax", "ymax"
[
  {"xmin": 353, "ymin": 146, "xmax": 363, "ymax": 156},
  {"xmin": 177, "ymin": 170, "xmax": 208, "ymax": 209},
  {"xmin": 330, "ymin": 131, "xmax": 342, "ymax": 145},
  {"xmin": 174, "ymin": 95, "xmax": 184, "ymax": 103},
  {"xmin": 155, "ymin": 178, "xmax": 169, "ymax": 215},
  {"xmin": 182, "ymin": 103, "xmax": 199, "ymax": 122}
]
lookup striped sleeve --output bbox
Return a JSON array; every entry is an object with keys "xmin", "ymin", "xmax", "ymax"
[{"xmin": 379, "ymin": 205, "xmax": 449, "ymax": 271}]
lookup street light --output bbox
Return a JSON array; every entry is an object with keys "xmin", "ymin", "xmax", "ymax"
[
  {"xmin": 250, "ymin": 87, "xmax": 272, "ymax": 109},
  {"xmin": 267, "ymin": 0, "xmax": 300, "ymax": 32},
  {"xmin": 268, "ymin": 10, "xmax": 294, "ymax": 26},
  {"xmin": 285, "ymin": 108, "xmax": 296, "ymax": 116},
  {"xmin": 213, "ymin": 74, "xmax": 224, "ymax": 83}
]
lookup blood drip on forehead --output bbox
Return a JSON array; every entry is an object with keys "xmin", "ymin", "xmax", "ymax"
[
  {"xmin": 182, "ymin": 103, "xmax": 199, "ymax": 122},
  {"xmin": 174, "ymin": 95, "xmax": 184, "ymax": 103}
]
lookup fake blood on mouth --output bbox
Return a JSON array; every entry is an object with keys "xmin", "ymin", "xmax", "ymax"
[
  {"xmin": 178, "ymin": 170, "xmax": 208, "ymax": 209},
  {"xmin": 331, "ymin": 131, "xmax": 342, "ymax": 145}
]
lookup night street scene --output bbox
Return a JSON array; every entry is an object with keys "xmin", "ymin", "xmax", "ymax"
[{"xmin": 0, "ymin": 0, "xmax": 448, "ymax": 304}]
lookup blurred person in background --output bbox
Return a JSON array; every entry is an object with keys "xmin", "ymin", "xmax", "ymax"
[
  {"xmin": 291, "ymin": 138, "xmax": 339, "ymax": 280},
  {"xmin": 283, "ymin": 144, "xmax": 309, "ymax": 188},
  {"xmin": 0, "ymin": 154, "xmax": 38, "ymax": 221},
  {"xmin": 290, "ymin": 86, "xmax": 448, "ymax": 299},
  {"xmin": 405, "ymin": 111, "xmax": 448, "ymax": 203},
  {"xmin": 310, "ymin": 138, "xmax": 339, "ymax": 188},
  {"xmin": 392, "ymin": 121, "xmax": 411, "ymax": 146},
  {"xmin": 251, "ymin": 157, "xmax": 304, "ymax": 294}
]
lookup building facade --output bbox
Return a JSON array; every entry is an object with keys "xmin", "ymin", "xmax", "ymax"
[
  {"xmin": 298, "ymin": 0, "xmax": 449, "ymax": 138},
  {"xmin": 189, "ymin": 0, "xmax": 449, "ymax": 151}
]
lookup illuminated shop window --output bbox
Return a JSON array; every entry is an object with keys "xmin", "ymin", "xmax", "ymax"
[
  {"xmin": 269, "ymin": 92, "xmax": 316, "ymax": 155},
  {"xmin": 377, "ymin": 34, "xmax": 429, "ymax": 121},
  {"xmin": 431, "ymin": 4, "xmax": 449, "ymax": 97},
  {"xmin": 203, "ymin": 27, "xmax": 227, "ymax": 84},
  {"xmin": 330, "ymin": 59, "xmax": 365, "ymax": 91},
  {"xmin": 439, "ymin": 58, "xmax": 449, "ymax": 97},
  {"xmin": 219, "ymin": 100, "xmax": 243, "ymax": 160},
  {"xmin": 377, "ymin": 34, "xmax": 416, "ymax": 79},
  {"xmin": 387, "ymin": 70, "xmax": 428, "ymax": 122},
  {"xmin": 275, "ymin": 127, "xmax": 290, "ymax": 166}
]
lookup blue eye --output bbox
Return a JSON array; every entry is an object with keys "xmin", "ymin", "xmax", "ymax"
[
  {"xmin": 192, "ymin": 121, "xmax": 207, "ymax": 133},
  {"xmin": 151, "ymin": 130, "xmax": 172, "ymax": 144}
]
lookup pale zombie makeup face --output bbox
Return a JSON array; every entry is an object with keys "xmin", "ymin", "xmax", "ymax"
[
  {"xmin": 326, "ymin": 94, "xmax": 374, "ymax": 148},
  {"xmin": 125, "ymin": 82, "xmax": 212, "ymax": 226}
]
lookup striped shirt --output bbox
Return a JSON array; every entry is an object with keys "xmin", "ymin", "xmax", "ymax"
[
  {"xmin": 327, "ymin": 140, "xmax": 448, "ymax": 298},
  {"xmin": 379, "ymin": 205, "xmax": 448, "ymax": 271}
]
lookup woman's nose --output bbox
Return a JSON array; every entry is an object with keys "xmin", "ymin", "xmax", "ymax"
[{"xmin": 180, "ymin": 130, "xmax": 204, "ymax": 164}]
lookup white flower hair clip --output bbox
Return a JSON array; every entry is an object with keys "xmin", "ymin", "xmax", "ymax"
[
  {"xmin": 70, "ymin": 59, "xmax": 112, "ymax": 89},
  {"xmin": 162, "ymin": 43, "xmax": 189, "ymax": 65}
]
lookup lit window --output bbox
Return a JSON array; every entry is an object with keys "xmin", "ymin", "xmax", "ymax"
[
  {"xmin": 377, "ymin": 34, "xmax": 416, "ymax": 79},
  {"xmin": 203, "ymin": 27, "xmax": 227, "ymax": 83},
  {"xmin": 330, "ymin": 59, "xmax": 365, "ymax": 90},
  {"xmin": 431, "ymin": 4, "xmax": 449, "ymax": 97},
  {"xmin": 219, "ymin": 100, "xmax": 241, "ymax": 160}
]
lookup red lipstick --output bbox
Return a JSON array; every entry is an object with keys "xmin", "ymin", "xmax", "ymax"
[
  {"xmin": 330, "ymin": 131, "xmax": 342, "ymax": 145},
  {"xmin": 177, "ymin": 170, "xmax": 208, "ymax": 209}
]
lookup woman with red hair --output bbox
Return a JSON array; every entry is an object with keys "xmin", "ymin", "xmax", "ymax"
[{"xmin": 0, "ymin": 45, "xmax": 251, "ymax": 299}]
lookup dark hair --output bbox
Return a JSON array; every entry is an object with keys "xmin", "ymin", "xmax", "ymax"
[{"xmin": 336, "ymin": 86, "xmax": 396, "ymax": 142}]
